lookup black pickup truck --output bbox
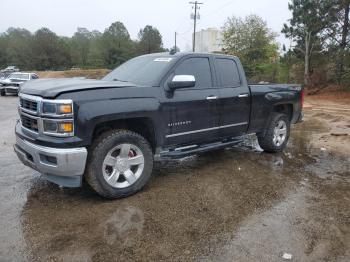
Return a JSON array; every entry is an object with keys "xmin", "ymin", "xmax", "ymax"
[{"xmin": 14, "ymin": 52, "xmax": 303, "ymax": 198}]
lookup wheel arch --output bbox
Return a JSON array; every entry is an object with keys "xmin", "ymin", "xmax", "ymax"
[
  {"xmin": 259, "ymin": 103, "xmax": 293, "ymax": 137},
  {"xmin": 92, "ymin": 117, "xmax": 157, "ymax": 153},
  {"xmin": 272, "ymin": 103, "xmax": 293, "ymax": 121}
]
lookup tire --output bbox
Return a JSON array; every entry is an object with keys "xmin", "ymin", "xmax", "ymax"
[
  {"xmin": 257, "ymin": 113, "xmax": 290, "ymax": 153},
  {"xmin": 85, "ymin": 129, "xmax": 154, "ymax": 199},
  {"xmin": 0, "ymin": 89, "xmax": 5, "ymax": 96}
]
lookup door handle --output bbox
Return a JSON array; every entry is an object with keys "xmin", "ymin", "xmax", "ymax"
[
  {"xmin": 206, "ymin": 95, "xmax": 218, "ymax": 100},
  {"xmin": 238, "ymin": 93, "xmax": 249, "ymax": 98}
]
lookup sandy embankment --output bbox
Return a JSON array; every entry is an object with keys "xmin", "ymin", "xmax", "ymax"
[
  {"xmin": 36, "ymin": 69, "xmax": 110, "ymax": 79},
  {"xmin": 304, "ymin": 95, "xmax": 350, "ymax": 155}
]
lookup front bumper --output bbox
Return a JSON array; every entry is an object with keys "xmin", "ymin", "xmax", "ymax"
[
  {"xmin": 4, "ymin": 86, "xmax": 19, "ymax": 94},
  {"xmin": 14, "ymin": 134, "xmax": 87, "ymax": 187}
]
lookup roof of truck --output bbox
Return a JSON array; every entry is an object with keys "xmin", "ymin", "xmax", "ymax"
[{"xmin": 142, "ymin": 52, "xmax": 237, "ymax": 59}]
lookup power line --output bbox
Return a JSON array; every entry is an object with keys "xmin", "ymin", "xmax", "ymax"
[
  {"xmin": 174, "ymin": 22, "xmax": 194, "ymax": 51},
  {"xmin": 175, "ymin": 21, "xmax": 194, "ymax": 48},
  {"xmin": 175, "ymin": 12, "xmax": 193, "ymax": 32},
  {"xmin": 178, "ymin": 25, "xmax": 193, "ymax": 35},
  {"xmin": 201, "ymin": 0, "xmax": 234, "ymax": 19},
  {"xmin": 177, "ymin": 32, "xmax": 192, "ymax": 43},
  {"xmin": 178, "ymin": 0, "xmax": 232, "ymax": 51},
  {"xmin": 189, "ymin": 1, "xmax": 203, "ymax": 52}
]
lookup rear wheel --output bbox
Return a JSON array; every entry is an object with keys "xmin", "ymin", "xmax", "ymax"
[
  {"xmin": 0, "ymin": 89, "xmax": 5, "ymax": 96},
  {"xmin": 257, "ymin": 113, "xmax": 290, "ymax": 153},
  {"xmin": 85, "ymin": 129, "xmax": 153, "ymax": 199}
]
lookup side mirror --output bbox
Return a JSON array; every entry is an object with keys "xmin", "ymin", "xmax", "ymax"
[{"xmin": 168, "ymin": 75, "xmax": 196, "ymax": 90}]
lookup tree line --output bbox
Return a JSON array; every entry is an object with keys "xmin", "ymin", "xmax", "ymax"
[
  {"xmin": 222, "ymin": 0, "xmax": 350, "ymax": 88},
  {"xmin": 0, "ymin": 22, "xmax": 165, "ymax": 71}
]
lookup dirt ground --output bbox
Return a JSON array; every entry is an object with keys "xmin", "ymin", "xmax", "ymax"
[
  {"xmin": 36, "ymin": 69, "xmax": 110, "ymax": 79},
  {"xmin": 304, "ymin": 95, "xmax": 350, "ymax": 156},
  {"xmin": 0, "ymin": 94, "xmax": 349, "ymax": 261}
]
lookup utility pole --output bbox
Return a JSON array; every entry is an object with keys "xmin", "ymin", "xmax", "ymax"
[
  {"xmin": 175, "ymin": 31, "xmax": 177, "ymax": 52},
  {"xmin": 189, "ymin": 1, "xmax": 203, "ymax": 52}
]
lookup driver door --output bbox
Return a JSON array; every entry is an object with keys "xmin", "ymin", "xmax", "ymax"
[{"xmin": 160, "ymin": 56, "xmax": 220, "ymax": 147}]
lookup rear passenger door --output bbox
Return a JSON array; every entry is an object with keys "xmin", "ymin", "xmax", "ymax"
[
  {"xmin": 215, "ymin": 57, "xmax": 250, "ymax": 137},
  {"xmin": 161, "ymin": 56, "xmax": 220, "ymax": 146}
]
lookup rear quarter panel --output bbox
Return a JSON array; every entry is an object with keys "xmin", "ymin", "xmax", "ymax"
[{"xmin": 248, "ymin": 84, "xmax": 303, "ymax": 134}]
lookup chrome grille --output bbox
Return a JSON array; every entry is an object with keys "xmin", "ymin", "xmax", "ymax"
[
  {"xmin": 18, "ymin": 94, "xmax": 74, "ymax": 137},
  {"xmin": 20, "ymin": 114, "xmax": 38, "ymax": 132},
  {"xmin": 20, "ymin": 97, "xmax": 38, "ymax": 113}
]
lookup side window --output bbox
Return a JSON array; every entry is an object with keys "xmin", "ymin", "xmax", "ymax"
[
  {"xmin": 216, "ymin": 58, "xmax": 241, "ymax": 87},
  {"xmin": 175, "ymin": 57, "xmax": 212, "ymax": 88}
]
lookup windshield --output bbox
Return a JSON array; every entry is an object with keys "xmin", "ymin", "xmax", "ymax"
[
  {"xmin": 102, "ymin": 55, "xmax": 175, "ymax": 86},
  {"xmin": 9, "ymin": 73, "xmax": 29, "ymax": 80}
]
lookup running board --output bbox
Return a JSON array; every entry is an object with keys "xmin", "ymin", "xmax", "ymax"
[{"xmin": 157, "ymin": 137, "xmax": 245, "ymax": 160}]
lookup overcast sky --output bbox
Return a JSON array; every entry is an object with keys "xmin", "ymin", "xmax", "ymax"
[{"xmin": 0, "ymin": 0, "xmax": 292, "ymax": 51}]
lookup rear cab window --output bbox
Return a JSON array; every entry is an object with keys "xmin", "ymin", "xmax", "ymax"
[
  {"xmin": 215, "ymin": 58, "xmax": 241, "ymax": 87},
  {"xmin": 174, "ymin": 57, "xmax": 213, "ymax": 88}
]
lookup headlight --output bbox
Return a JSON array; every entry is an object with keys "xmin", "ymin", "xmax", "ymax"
[
  {"xmin": 42, "ymin": 101, "xmax": 73, "ymax": 115},
  {"xmin": 43, "ymin": 119, "xmax": 74, "ymax": 136},
  {"xmin": 41, "ymin": 99, "xmax": 74, "ymax": 136}
]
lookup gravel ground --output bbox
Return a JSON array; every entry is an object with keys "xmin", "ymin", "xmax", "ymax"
[{"xmin": 0, "ymin": 95, "xmax": 349, "ymax": 261}]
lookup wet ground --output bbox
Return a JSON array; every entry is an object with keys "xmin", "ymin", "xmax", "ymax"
[{"xmin": 0, "ymin": 95, "xmax": 349, "ymax": 261}]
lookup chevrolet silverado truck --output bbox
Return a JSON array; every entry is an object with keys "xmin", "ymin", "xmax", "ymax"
[
  {"xmin": 1, "ymin": 72, "xmax": 39, "ymax": 96},
  {"xmin": 14, "ymin": 52, "xmax": 303, "ymax": 199}
]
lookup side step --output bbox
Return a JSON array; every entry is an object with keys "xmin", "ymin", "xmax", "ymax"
[{"xmin": 157, "ymin": 136, "xmax": 245, "ymax": 160}]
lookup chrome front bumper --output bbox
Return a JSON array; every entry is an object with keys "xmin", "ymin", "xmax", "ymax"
[
  {"xmin": 4, "ymin": 85, "xmax": 19, "ymax": 91},
  {"xmin": 14, "ymin": 135, "xmax": 87, "ymax": 187}
]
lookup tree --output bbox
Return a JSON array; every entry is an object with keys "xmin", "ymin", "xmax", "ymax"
[
  {"xmin": 71, "ymin": 27, "xmax": 92, "ymax": 67},
  {"xmin": 3, "ymin": 28, "xmax": 33, "ymax": 70},
  {"xmin": 222, "ymin": 15, "xmax": 278, "ymax": 79},
  {"xmin": 0, "ymin": 34, "xmax": 7, "ymax": 68},
  {"xmin": 0, "ymin": 22, "xmax": 164, "ymax": 71},
  {"xmin": 31, "ymin": 28, "xmax": 71, "ymax": 70},
  {"xmin": 282, "ymin": 0, "xmax": 337, "ymax": 86},
  {"xmin": 325, "ymin": 0, "xmax": 350, "ymax": 83},
  {"xmin": 87, "ymin": 30, "xmax": 105, "ymax": 68},
  {"xmin": 101, "ymin": 21, "xmax": 134, "ymax": 67},
  {"xmin": 337, "ymin": 1, "xmax": 350, "ymax": 83},
  {"xmin": 137, "ymin": 25, "xmax": 163, "ymax": 54}
]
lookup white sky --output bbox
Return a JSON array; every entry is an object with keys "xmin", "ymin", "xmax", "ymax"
[{"xmin": 0, "ymin": 0, "xmax": 292, "ymax": 51}]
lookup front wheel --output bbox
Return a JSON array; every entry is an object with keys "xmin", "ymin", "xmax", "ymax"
[
  {"xmin": 0, "ymin": 89, "xmax": 5, "ymax": 96},
  {"xmin": 85, "ymin": 130, "xmax": 154, "ymax": 199},
  {"xmin": 257, "ymin": 113, "xmax": 290, "ymax": 153}
]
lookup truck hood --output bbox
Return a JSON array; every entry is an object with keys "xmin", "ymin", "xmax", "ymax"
[{"xmin": 20, "ymin": 78, "xmax": 138, "ymax": 98}]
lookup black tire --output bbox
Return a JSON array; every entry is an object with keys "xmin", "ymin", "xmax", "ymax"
[
  {"xmin": 85, "ymin": 129, "xmax": 153, "ymax": 199},
  {"xmin": 257, "ymin": 113, "xmax": 290, "ymax": 153},
  {"xmin": 0, "ymin": 89, "xmax": 5, "ymax": 96}
]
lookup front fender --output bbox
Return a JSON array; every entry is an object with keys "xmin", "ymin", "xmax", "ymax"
[{"xmin": 76, "ymin": 98, "xmax": 161, "ymax": 144}]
